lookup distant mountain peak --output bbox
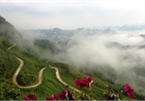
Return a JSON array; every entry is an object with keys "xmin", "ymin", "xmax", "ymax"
[
  {"xmin": 52, "ymin": 28, "xmax": 62, "ymax": 31},
  {"xmin": 119, "ymin": 24, "xmax": 145, "ymax": 31}
]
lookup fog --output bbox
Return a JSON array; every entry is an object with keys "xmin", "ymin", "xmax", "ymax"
[{"xmin": 20, "ymin": 29, "xmax": 145, "ymax": 94}]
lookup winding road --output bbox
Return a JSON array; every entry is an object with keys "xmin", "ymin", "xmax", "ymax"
[
  {"xmin": 12, "ymin": 57, "xmax": 47, "ymax": 88},
  {"xmin": 9, "ymin": 44, "xmax": 91, "ymax": 99},
  {"xmin": 7, "ymin": 43, "xmax": 16, "ymax": 50},
  {"xmin": 7, "ymin": 44, "xmax": 46, "ymax": 88},
  {"xmin": 49, "ymin": 65, "xmax": 82, "ymax": 94},
  {"xmin": 49, "ymin": 64, "xmax": 90, "ymax": 99}
]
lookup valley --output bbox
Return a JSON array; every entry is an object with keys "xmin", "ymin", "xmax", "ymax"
[{"xmin": 0, "ymin": 15, "xmax": 145, "ymax": 100}]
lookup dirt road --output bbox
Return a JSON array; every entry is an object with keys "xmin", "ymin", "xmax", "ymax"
[
  {"xmin": 49, "ymin": 64, "xmax": 90, "ymax": 98},
  {"xmin": 7, "ymin": 43, "xmax": 16, "ymax": 50},
  {"xmin": 12, "ymin": 57, "xmax": 46, "ymax": 88},
  {"xmin": 9, "ymin": 44, "xmax": 91, "ymax": 99}
]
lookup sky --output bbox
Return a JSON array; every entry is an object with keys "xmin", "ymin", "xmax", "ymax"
[{"xmin": 0, "ymin": 0, "xmax": 145, "ymax": 30}]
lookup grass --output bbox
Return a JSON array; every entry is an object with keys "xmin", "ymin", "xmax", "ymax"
[
  {"xmin": 6, "ymin": 45, "xmax": 47, "ymax": 86},
  {"xmin": 0, "ymin": 35, "xmax": 143, "ymax": 100},
  {"xmin": 49, "ymin": 61, "xmax": 129, "ymax": 100},
  {"xmin": 0, "ymin": 36, "xmax": 67, "ymax": 99},
  {"xmin": 0, "ymin": 41, "xmax": 70, "ymax": 99},
  {"xmin": 1, "ymin": 16, "xmax": 143, "ymax": 100},
  {"xmin": 19, "ymin": 67, "xmax": 69, "ymax": 100}
]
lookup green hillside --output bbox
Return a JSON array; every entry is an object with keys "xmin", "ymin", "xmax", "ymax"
[
  {"xmin": 0, "ymin": 16, "xmax": 68, "ymax": 100},
  {"xmin": 0, "ymin": 15, "xmax": 144, "ymax": 100}
]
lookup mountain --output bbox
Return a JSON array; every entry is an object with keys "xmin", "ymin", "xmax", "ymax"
[
  {"xmin": 20, "ymin": 27, "xmax": 116, "ymax": 43},
  {"xmin": 0, "ymin": 16, "xmax": 22, "ymax": 43},
  {"xmin": 119, "ymin": 24, "xmax": 145, "ymax": 31},
  {"xmin": 0, "ymin": 15, "xmax": 144, "ymax": 100},
  {"xmin": 140, "ymin": 34, "xmax": 145, "ymax": 39},
  {"xmin": 106, "ymin": 41, "xmax": 145, "ymax": 50},
  {"xmin": 0, "ymin": 16, "xmax": 68, "ymax": 100}
]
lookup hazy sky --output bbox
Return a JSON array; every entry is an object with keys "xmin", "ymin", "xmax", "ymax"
[{"xmin": 0, "ymin": 0, "xmax": 145, "ymax": 29}]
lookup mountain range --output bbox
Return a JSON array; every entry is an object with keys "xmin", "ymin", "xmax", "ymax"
[{"xmin": 0, "ymin": 15, "xmax": 144, "ymax": 100}]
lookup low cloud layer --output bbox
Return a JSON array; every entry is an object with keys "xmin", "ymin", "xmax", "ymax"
[{"xmin": 20, "ymin": 29, "xmax": 145, "ymax": 94}]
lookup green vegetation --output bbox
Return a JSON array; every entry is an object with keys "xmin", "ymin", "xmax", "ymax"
[
  {"xmin": 19, "ymin": 67, "xmax": 69, "ymax": 100},
  {"xmin": 0, "ymin": 15, "xmax": 68, "ymax": 100},
  {"xmin": 0, "ymin": 33, "xmax": 69, "ymax": 100},
  {"xmin": 0, "ymin": 35, "xmax": 20, "ymax": 99},
  {"xmin": 34, "ymin": 39, "xmax": 60, "ymax": 54},
  {"xmin": 0, "ymin": 15, "xmax": 144, "ymax": 100},
  {"xmin": 49, "ymin": 61, "xmax": 122, "ymax": 99},
  {"xmin": 49, "ymin": 61, "xmax": 145, "ymax": 100}
]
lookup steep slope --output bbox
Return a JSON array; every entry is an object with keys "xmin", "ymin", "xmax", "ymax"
[
  {"xmin": 0, "ymin": 16, "xmax": 68, "ymax": 100},
  {"xmin": 0, "ymin": 16, "xmax": 22, "ymax": 44},
  {"xmin": 0, "ymin": 15, "xmax": 144, "ymax": 100},
  {"xmin": 34, "ymin": 38, "xmax": 145, "ymax": 100}
]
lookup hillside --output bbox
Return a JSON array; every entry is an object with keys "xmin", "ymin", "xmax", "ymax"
[
  {"xmin": 0, "ymin": 15, "xmax": 144, "ymax": 100},
  {"xmin": 0, "ymin": 16, "xmax": 68, "ymax": 100}
]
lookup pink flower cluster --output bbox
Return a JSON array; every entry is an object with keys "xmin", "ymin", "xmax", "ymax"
[
  {"xmin": 23, "ymin": 76, "xmax": 135, "ymax": 100},
  {"xmin": 124, "ymin": 84, "xmax": 134, "ymax": 99},
  {"xmin": 23, "ymin": 90, "xmax": 76, "ymax": 101},
  {"xmin": 75, "ymin": 76, "xmax": 94, "ymax": 88},
  {"xmin": 23, "ymin": 94, "xmax": 37, "ymax": 101}
]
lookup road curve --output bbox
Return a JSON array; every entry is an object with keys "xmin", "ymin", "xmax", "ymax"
[
  {"xmin": 49, "ymin": 64, "xmax": 90, "ymax": 98},
  {"xmin": 9, "ymin": 44, "xmax": 90, "ymax": 99},
  {"xmin": 12, "ymin": 57, "xmax": 46, "ymax": 89},
  {"xmin": 7, "ymin": 43, "xmax": 16, "ymax": 50}
]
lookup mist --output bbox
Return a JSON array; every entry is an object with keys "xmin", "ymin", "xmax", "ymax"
[{"xmin": 20, "ymin": 28, "xmax": 145, "ymax": 94}]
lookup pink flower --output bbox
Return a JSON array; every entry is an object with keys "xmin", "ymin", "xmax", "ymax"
[
  {"xmin": 23, "ymin": 94, "xmax": 37, "ymax": 100},
  {"xmin": 124, "ymin": 84, "xmax": 134, "ymax": 99},
  {"xmin": 46, "ymin": 94, "xmax": 59, "ymax": 100},
  {"xmin": 84, "ymin": 76, "xmax": 94, "ymax": 87},
  {"xmin": 75, "ymin": 78, "xmax": 89, "ymax": 88},
  {"xmin": 106, "ymin": 94, "xmax": 116, "ymax": 100},
  {"xmin": 59, "ymin": 90, "xmax": 69, "ymax": 100}
]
